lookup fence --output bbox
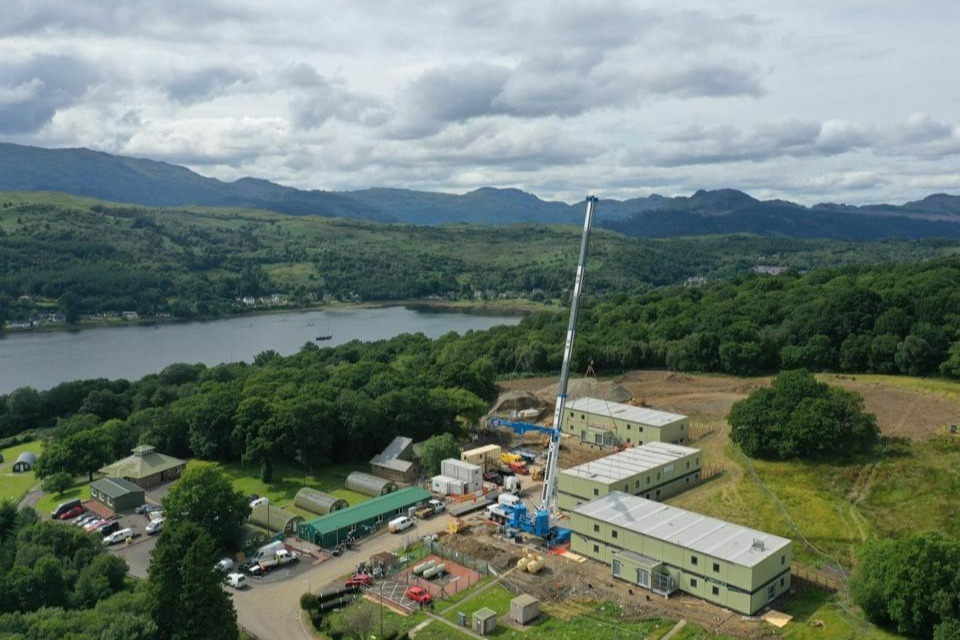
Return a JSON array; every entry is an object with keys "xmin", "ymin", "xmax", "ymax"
[{"xmin": 791, "ymin": 563, "xmax": 844, "ymax": 592}]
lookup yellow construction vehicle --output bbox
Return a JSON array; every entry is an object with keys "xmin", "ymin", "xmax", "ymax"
[
  {"xmin": 448, "ymin": 518, "xmax": 470, "ymax": 534},
  {"xmin": 531, "ymin": 468, "xmax": 545, "ymax": 481}
]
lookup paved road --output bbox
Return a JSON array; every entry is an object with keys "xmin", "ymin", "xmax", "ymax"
[{"xmin": 233, "ymin": 516, "xmax": 455, "ymax": 640}]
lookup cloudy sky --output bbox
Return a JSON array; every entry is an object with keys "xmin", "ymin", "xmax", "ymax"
[{"xmin": 1, "ymin": 0, "xmax": 958, "ymax": 204}]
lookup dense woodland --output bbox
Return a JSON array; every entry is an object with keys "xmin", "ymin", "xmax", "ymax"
[{"xmin": 2, "ymin": 194, "xmax": 960, "ymax": 324}]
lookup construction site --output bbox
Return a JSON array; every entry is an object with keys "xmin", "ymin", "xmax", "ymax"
[{"xmin": 285, "ymin": 198, "xmax": 802, "ymax": 639}]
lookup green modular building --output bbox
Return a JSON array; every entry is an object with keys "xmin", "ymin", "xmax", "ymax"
[
  {"xmin": 297, "ymin": 486, "xmax": 431, "ymax": 548},
  {"xmin": 563, "ymin": 397, "xmax": 689, "ymax": 448},
  {"xmin": 90, "ymin": 477, "xmax": 145, "ymax": 513},
  {"xmin": 570, "ymin": 492, "xmax": 792, "ymax": 615},
  {"xmin": 557, "ymin": 442, "xmax": 702, "ymax": 511}
]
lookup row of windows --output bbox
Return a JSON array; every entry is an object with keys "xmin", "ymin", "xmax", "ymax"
[{"xmin": 690, "ymin": 552, "xmax": 788, "ymax": 571}]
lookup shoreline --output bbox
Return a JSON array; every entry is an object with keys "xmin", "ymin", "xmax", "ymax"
[{"xmin": 1, "ymin": 299, "xmax": 545, "ymax": 337}]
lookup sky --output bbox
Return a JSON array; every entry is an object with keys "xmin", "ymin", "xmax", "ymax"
[{"xmin": 1, "ymin": 0, "xmax": 958, "ymax": 205}]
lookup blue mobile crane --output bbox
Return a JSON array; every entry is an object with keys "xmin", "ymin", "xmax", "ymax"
[{"xmin": 486, "ymin": 195, "xmax": 598, "ymax": 545}]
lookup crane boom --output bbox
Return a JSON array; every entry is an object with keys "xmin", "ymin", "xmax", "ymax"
[{"xmin": 539, "ymin": 195, "xmax": 597, "ymax": 514}]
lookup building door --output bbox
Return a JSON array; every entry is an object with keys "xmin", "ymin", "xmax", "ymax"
[
  {"xmin": 581, "ymin": 430, "xmax": 587, "ymax": 442},
  {"xmin": 612, "ymin": 559, "xmax": 621, "ymax": 578},
  {"xmin": 637, "ymin": 569, "xmax": 650, "ymax": 588},
  {"xmin": 767, "ymin": 583, "xmax": 776, "ymax": 602}
]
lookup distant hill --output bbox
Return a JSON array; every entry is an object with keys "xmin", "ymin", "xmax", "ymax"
[
  {"xmin": 0, "ymin": 143, "xmax": 392, "ymax": 222},
  {"xmin": 1, "ymin": 142, "xmax": 959, "ymax": 237}
]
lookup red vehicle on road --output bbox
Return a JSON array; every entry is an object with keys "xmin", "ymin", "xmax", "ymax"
[
  {"xmin": 405, "ymin": 586, "xmax": 433, "ymax": 605},
  {"xmin": 345, "ymin": 574, "xmax": 373, "ymax": 588},
  {"xmin": 58, "ymin": 506, "xmax": 84, "ymax": 520}
]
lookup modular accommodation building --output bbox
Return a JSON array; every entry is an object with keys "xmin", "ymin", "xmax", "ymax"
[
  {"xmin": 97, "ymin": 445, "xmax": 186, "ymax": 488},
  {"xmin": 562, "ymin": 397, "xmax": 689, "ymax": 447},
  {"xmin": 90, "ymin": 477, "xmax": 145, "ymax": 513},
  {"xmin": 557, "ymin": 442, "xmax": 702, "ymax": 511},
  {"xmin": 570, "ymin": 492, "xmax": 791, "ymax": 615},
  {"xmin": 297, "ymin": 486, "xmax": 431, "ymax": 548}
]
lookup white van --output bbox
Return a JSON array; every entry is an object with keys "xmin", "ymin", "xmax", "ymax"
[
  {"xmin": 103, "ymin": 528, "xmax": 133, "ymax": 545},
  {"xmin": 226, "ymin": 573, "xmax": 247, "ymax": 589},
  {"xmin": 388, "ymin": 516, "xmax": 414, "ymax": 533}
]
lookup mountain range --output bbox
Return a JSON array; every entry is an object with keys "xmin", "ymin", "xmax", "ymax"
[{"xmin": 1, "ymin": 142, "xmax": 959, "ymax": 239}]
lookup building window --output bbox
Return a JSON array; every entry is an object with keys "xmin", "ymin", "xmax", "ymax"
[
  {"xmin": 696, "ymin": 457, "xmax": 700, "ymax": 465},
  {"xmin": 713, "ymin": 562, "xmax": 720, "ymax": 572},
  {"xmin": 627, "ymin": 424, "xmax": 631, "ymax": 430},
  {"xmin": 639, "ymin": 426, "xmax": 643, "ymax": 432},
  {"xmin": 593, "ymin": 523, "xmax": 600, "ymax": 533},
  {"xmin": 646, "ymin": 477, "xmax": 651, "ymax": 485},
  {"xmin": 712, "ymin": 586, "xmax": 720, "ymax": 596},
  {"xmin": 570, "ymin": 411, "xmax": 574, "ymax": 418},
  {"xmin": 624, "ymin": 485, "xmax": 629, "ymax": 492},
  {"xmin": 681, "ymin": 424, "xmax": 685, "ymax": 430},
  {"xmin": 690, "ymin": 578, "xmax": 697, "ymax": 587},
  {"xmin": 635, "ymin": 480, "xmax": 640, "ymax": 488},
  {"xmin": 781, "ymin": 554, "xmax": 786, "ymax": 565},
  {"xmin": 594, "ymin": 544, "xmax": 600, "ymax": 554},
  {"xmin": 691, "ymin": 555, "xmax": 698, "ymax": 566},
  {"xmin": 593, "ymin": 488, "xmax": 600, "ymax": 496},
  {"xmin": 780, "ymin": 577, "xmax": 785, "ymax": 587},
  {"xmin": 686, "ymin": 461, "xmax": 690, "ymax": 469},
  {"xmin": 656, "ymin": 489, "xmax": 661, "ymax": 497},
  {"xmin": 581, "ymin": 414, "xmax": 585, "ymax": 419},
  {"xmin": 626, "ymin": 438, "xmax": 631, "ymax": 444},
  {"xmin": 612, "ymin": 530, "xmax": 618, "ymax": 539},
  {"xmin": 645, "ymin": 494, "xmax": 650, "ymax": 499},
  {"xmin": 657, "ymin": 472, "xmax": 661, "ymax": 480}
]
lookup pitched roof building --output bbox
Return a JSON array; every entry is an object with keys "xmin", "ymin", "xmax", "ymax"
[{"xmin": 98, "ymin": 445, "xmax": 186, "ymax": 488}]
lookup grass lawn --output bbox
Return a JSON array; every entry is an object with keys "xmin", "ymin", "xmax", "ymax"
[
  {"xmin": 0, "ymin": 440, "xmax": 44, "ymax": 502},
  {"xmin": 186, "ymin": 459, "xmax": 370, "ymax": 513},
  {"xmin": 35, "ymin": 484, "xmax": 91, "ymax": 515},
  {"xmin": 779, "ymin": 589, "xmax": 903, "ymax": 640}
]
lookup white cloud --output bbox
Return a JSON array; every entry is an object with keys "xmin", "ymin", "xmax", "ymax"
[{"xmin": 0, "ymin": 0, "xmax": 957, "ymax": 205}]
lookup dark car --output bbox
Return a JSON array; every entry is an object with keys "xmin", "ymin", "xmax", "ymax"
[
  {"xmin": 497, "ymin": 466, "xmax": 515, "ymax": 477},
  {"xmin": 135, "ymin": 504, "xmax": 162, "ymax": 516},
  {"xmin": 483, "ymin": 471, "xmax": 504, "ymax": 486},
  {"xmin": 96, "ymin": 521, "xmax": 121, "ymax": 536}
]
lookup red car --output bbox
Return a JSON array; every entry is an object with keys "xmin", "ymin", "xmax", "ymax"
[
  {"xmin": 345, "ymin": 574, "xmax": 373, "ymax": 588},
  {"xmin": 405, "ymin": 586, "xmax": 433, "ymax": 605},
  {"xmin": 58, "ymin": 506, "xmax": 84, "ymax": 520}
]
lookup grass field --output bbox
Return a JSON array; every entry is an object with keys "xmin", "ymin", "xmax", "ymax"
[
  {"xmin": 0, "ymin": 441, "xmax": 44, "ymax": 502},
  {"xmin": 187, "ymin": 459, "xmax": 370, "ymax": 515}
]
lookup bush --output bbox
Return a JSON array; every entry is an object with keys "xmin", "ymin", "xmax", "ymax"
[
  {"xmin": 310, "ymin": 613, "xmax": 323, "ymax": 630},
  {"xmin": 41, "ymin": 472, "xmax": 74, "ymax": 495},
  {"xmin": 300, "ymin": 592, "xmax": 318, "ymax": 611}
]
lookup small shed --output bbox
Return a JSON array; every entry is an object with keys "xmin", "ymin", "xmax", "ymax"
[
  {"xmin": 294, "ymin": 488, "xmax": 348, "ymax": 516},
  {"xmin": 510, "ymin": 594, "xmax": 540, "ymax": 625},
  {"xmin": 472, "ymin": 608, "xmax": 497, "ymax": 635},
  {"xmin": 90, "ymin": 477, "xmax": 145, "ymax": 513},
  {"xmin": 248, "ymin": 503, "xmax": 303, "ymax": 536},
  {"xmin": 346, "ymin": 471, "xmax": 397, "ymax": 497},
  {"xmin": 12, "ymin": 451, "xmax": 36, "ymax": 472}
]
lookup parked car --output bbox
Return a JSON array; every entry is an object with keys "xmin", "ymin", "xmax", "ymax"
[
  {"xmin": 226, "ymin": 573, "xmax": 247, "ymax": 589},
  {"xmin": 404, "ymin": 586, "xmax": 433, "ymax": 605},
  {"xmin": 215, "ymin": 557, "xmax": 235, "ymax": 573},
  {"xmin": 388, "ymin": 516, "xmax": 414, "ymax": 533},
  {"xmin": 345, "ymin": 574, "xmax": 374, "ymax": 588},
  {"xmin": 83, "ymin": 519, "xmax": 107, "ymax": 532},
  {"xmin": 483, "ymin": 470, "xmax": 504, "ymax": 486},
  {"xmin": 58, "ymin": 506, "xmax": 84, "ymax": 520},
  {"xmin": 103, "ymin": 528, "xmax": 133, "ymax": 545},
  {"xmin": 51, "ymin": 499, "xmax": 82, "ymax": 519},
  {"xmin": 96, "ymin": 521, "xmax": 121, "ymax": 536},
  {"xmin": 135, "ymin": 503, "xmax": 161, "ymax": 515},
  {"xmin": 74, "ymin": 513, "xmax": 98, "ymax": 527},
  {"xmin": 249, "ymin": 497, "xmax": 269, "ymax": 509},
  {"xmin": 145, "ymin": 517, "xmax": 164, "ymax": 535}
]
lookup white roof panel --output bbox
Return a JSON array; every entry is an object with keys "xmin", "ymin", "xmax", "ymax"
[
  {"xmin": 561, "ymin": 442, "xmax": 700, "ymax": 484},
  {"xmin": 567, "ymin": 397, "xmax": 686, "ymax": 428},
  {"xmin": 575, "ymin": 492, "xmax": 790, "ymax": 567}
]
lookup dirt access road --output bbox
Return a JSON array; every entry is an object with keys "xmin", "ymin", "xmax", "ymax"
[{"xmin": 232, "ymin": 515, "xmax": 453, "ymax": 640}]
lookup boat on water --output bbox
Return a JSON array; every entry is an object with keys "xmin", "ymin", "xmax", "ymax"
[{"xmin": 315, "ymin": 335, "xmax": 333, "ymax": 341}]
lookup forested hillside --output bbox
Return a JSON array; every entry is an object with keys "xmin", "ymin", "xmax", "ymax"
[{"xmin": 2, "ymin": 192, "xmax": 959, "ymax": 326}]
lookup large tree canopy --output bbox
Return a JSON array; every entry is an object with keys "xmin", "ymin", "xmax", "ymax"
[
  {"xmin": 852, "ymin": 533, "xmax": 960, "ymax": 638},
  {"xmin": 162, "ymin": 466, "xmax": 250, "ymax": 551},
  {"xmin": 728, "ymin": 369, "xmax": 879, "ymax": 460}
]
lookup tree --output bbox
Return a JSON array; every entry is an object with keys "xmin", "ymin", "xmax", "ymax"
[
  {"xmin": 728, "ymin": 369, "xmax": 878, "ymax": 460},
  {"xmin": 418, "ymin": 433, "xmax": 461, "ymax": 476},
  {"xmin": 162, "ymin": 465, "xmax": 250, "ymax": 550},
  {"xmin": 852, "ymin": 533, "xmax": 960, "ymax": 637},
  {"xmin": 147, "ymin": 521, "xmax": 237, "ymax": 640},
  {"xmin": 41, "ymin": 471, "xmax": 73, "ymax": 495}
]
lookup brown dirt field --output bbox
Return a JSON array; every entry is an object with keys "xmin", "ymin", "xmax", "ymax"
[{"xmin": 498, "ymin": 370, "xmax": 960, "ymax": 440}]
